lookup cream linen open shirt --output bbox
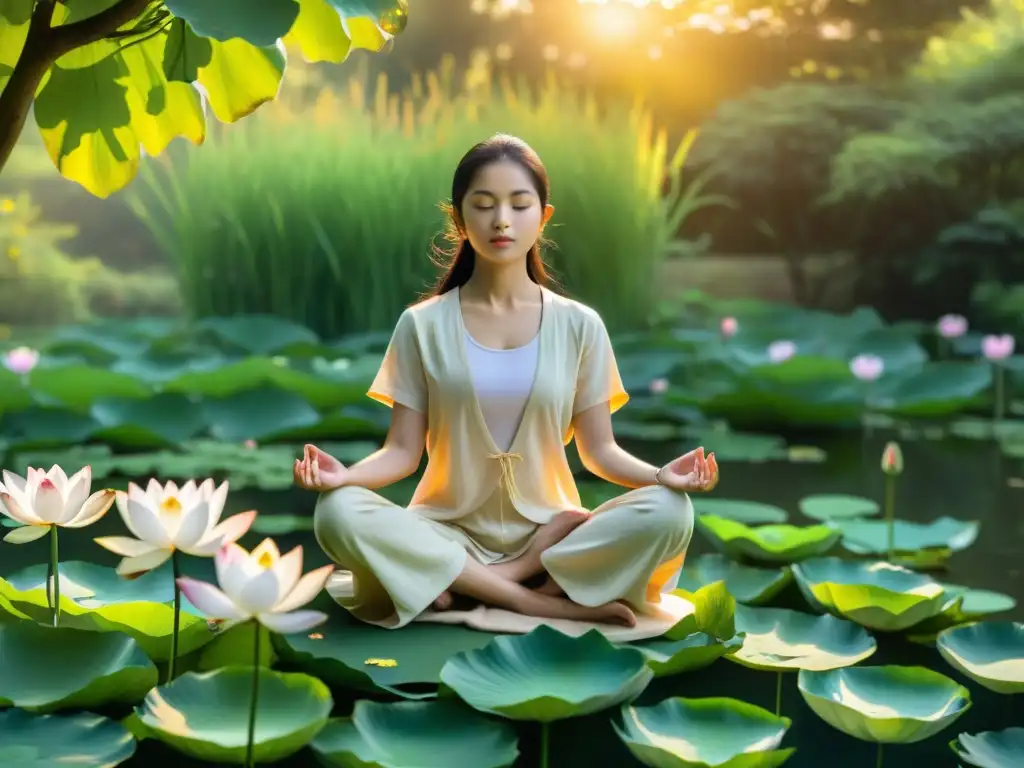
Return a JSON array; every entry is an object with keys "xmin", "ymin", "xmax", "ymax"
[{"xmin": 367, "ymin": 286, "xmax": 629, "ymax": 527}]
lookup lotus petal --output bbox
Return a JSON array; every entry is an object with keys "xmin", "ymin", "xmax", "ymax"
[
  {"xmin": 274, "ymin": 564, "xmax": 334, "ymax": 614},
  {"xmin": 135, "ymin": 668, "xmax": 332, "ymax": 762},
  {"xmin": 950, "ymin": 727, "xmax": 1024, "ymax": 768},
  {"xmin": 798, "ymin": 665, "xmax": 971, "ymax": 744},
  {"xmin": 613, "ymin": 697, "xmax": 795, "ymax": 768},
  {"xmin": 937, "ymin": 622, "xmax": 1024, "ymax": 694},
  {"xmin": 0, "ymin": 622, "xmax": 157, "ymax": 713},
  {"xmin": 63, "ymin": 488, "xmax": 115, "ymax": 527},
  {"xmin": 3, "ymin": 524, "xmax": 50, "ymax": 544},
  {"xmin": 698, "ymin": 515, "xmax": 841, "ymax": 564},
  {"xmin": 439, "ymin": 625, "xmax": 653, "ymax": 721},
  {"xmin": 311, "ymin": 698, "xmax": 520, "ymax": 768},
  {"xmin": 729, "ymin": 606, "xmax": 877, "ymax": 672},
  {"xmin": 116, "ymin": 547, "xmax": 174, "ymax": 578},
  {"xmin": 792, "ymin": 557, "xmax": 951, "ymax": 631},
  {"xmin": 0, "ymin": 709, "xmax": 136, "ymax": 766},
  {"xmin": 259, "ymin": 609, "xmax": 328, "ymax": 635},
  {"xmin": 676, "ymin": 553, "xmax": 791, "ymax": 605},
  {"xmin": 177, "ymin": 577, "xmax": 249, "ymax": 621}
]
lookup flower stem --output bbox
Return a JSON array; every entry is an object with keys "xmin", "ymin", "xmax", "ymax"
[
  {"xmin": 540, "ymin": 721, "xmax": 550, "ymax": 768},
  {"xmin": 168, "ymin": 550, "xmax": 181, "ymax": 683},
  {"xmin": 884, "ymin": 474, "xmax": 896, "ymax": 562},
  {"xmin": 49, "ymin": 525, "xmax": 59, "ymax": 628},
  {"xmin": 245, "ymin": 621, "xmax": 263, "ymax": 768},
  {"xmin": 994, "ymin": 363, "xmax": 1005, "ymax": 423},
  {"xmin": 876, "ymin": 742, "xmax": 883, "ymax": 768},
  {"xmin": 775, "ymin": 671, "xmax": 783, "ymax": 716}
]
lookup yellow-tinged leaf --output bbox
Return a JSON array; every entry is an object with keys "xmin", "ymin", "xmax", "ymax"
[
  {"xmin": 0, "ymin": 2, "xmax": 30, "ymax": 94},
  {"xmin": 345, "ymin": 16, "xmax": 387, "ymax": 52},
  {"xmin": 196, "ymin": 39, "xmax": 286, "ymax": 123},
  {"xmin": 119, "ymin": 35, "xmax": 205, "ymax": 155},
  {"xmin": 283, "ymin": 0, "xmax": 352, "ymax": 63}
]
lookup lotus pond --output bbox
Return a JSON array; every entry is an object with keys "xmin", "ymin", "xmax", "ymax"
[{"xmin": 0, "ymin": 306, "xmax": 1022, "ymax": 767}]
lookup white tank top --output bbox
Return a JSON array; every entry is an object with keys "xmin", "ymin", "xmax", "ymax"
[{"xmin": 464, "ymin": 330, "xmax": 540, "ymax": 452}]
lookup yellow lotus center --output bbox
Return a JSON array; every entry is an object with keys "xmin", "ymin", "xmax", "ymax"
[
  {"xmin": 258, "ymin": 552, "xmax": 275, "ymax": 568},
  {"xmin": 161, "ymin": 496, "xmax": 182, "ymax": 514}
]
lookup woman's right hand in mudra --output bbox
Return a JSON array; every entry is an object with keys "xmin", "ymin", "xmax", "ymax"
[{"xmin": 293, "ymin": 444, "xmax": 348, "ymax": 492}]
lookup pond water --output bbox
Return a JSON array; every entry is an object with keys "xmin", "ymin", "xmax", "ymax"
[{"xmin": 1, "ymin": 430, "xmax": 1020, "ymax": 767}]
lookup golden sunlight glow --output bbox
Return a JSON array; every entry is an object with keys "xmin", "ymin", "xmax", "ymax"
[{"xmin": 589, "ymin": 4, "xmax": 641, "ymax": 39}]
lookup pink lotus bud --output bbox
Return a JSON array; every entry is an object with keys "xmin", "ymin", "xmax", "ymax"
[
  {"xmin": 3, "ymin": 346, "xmax": 38, "ymax": 375},
  {"xmin": 881, "ymin": 441, "xmax": 903, "ymax": 476},
  {"xmin": 936, "ymin": 314, "xmax": 968, "ymax": 339},
  {"xmin": 649, "ymin": 377, "xmax": 668, "ymax": 394},
  {"xmin": 720, "ymin": 317, "xmax": 738, "ymax": 337},
  {"xmin": 849, "ymin": 353, "xmax": 884, "ymax": 381},
  {"xmin": 243, "ymin": 439, "xmax": 258, "ymax": 449},
  {"xmin": 767, "ymin": 340, "xmax": 796, "ymax": 363},
  {"xmin": 982, "ymin": 334, "xmax": 1015, "ymax": 361}
]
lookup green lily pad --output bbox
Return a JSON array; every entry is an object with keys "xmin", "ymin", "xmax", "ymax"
[
  {"xmin": 0, "ymin": 561, "xmax": 219, "ymax": 661},
  {"xmin": 0, "ymin": 623, "xmax": 157, "ymax": 713},
  {"xmin": 792, "ymin": 557, "xmax": 952, "ymax": 631},
  {"xmin": 950, "ymin": 728, "xmax": 1024, "ymax": 768},
  {"xmin": 799, "ymin": 494, "xmax": 880, "ymax": 522},
  {"xmin": 635, "ymin": 632, "xmax": 745, "ymax": 678},
  {"xmin": 309, "ymin": 699, "xmax": 520, "ymax": 768},
  {"xmin": 250, "ymin": 514, "xmax": 315, "ymax": 535},
  {"xmin": 0, "ymin": 709, "xmax": 136, "ymax": 766},
  {"xmin": 438, "ymin": 625, "xmax": 653, "ymax": 721},
  {"xmin": 692, "ymin": 499, "xmax": 789, "ymax": 524},
  {"xmin": 836, "ymin": 516, "xmax": 980, "ymax": 557},
  {"xmin": 728, "ymin": 606, "xmax": 877, "ymax": 672},
  {"xmin": 134, "ymin": 667, "xmax": 332, "ymax": 763},
  {"xmin": 936, "ymin": 622, "xmax": 1024, "ymax": 694},
  {"xmin": 273, "ymin": 605, "xmax": 501, "ymax": 699},
  {"xmin": 675, "ymin": 554, "xmax": 792, "ymax": 605},
  {"xmin": 798, "ymin": 665, "xmax": 971, "ymax": 743},
  {"xmin": 906, "ymin": 585, "xmax": 1018, "ymax": 640},
  {"xmin": 697, "ymin": 516, "xmax": 841, "ymax": 564},
  {"xmin": 665, "ymin": 580, "xmax": 737, "ymax": 642},
  {"xmin": 613, "ymin": 697, "xmax": 794, "ymax": 768}
]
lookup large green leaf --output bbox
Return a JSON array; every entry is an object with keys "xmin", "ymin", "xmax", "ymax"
[
  {"xmin": 798, "ymin": 494, "xmax": 880, "ymax": 522},
  {"xmin": 0, "ymin": 0, "xmax": 30, "ymax": 94},
  {"xmin": 0, "ymin": 623, "xmax": 157, "ymax": 713},
  {"xmin": 876, "ymin": 361, "xmax": 992, "ymax": 417},
  {"xmin": 697, "ymin": 515, "xmax": 841, "ymax": 564},
  {"xmin": 836, "ymin": 516, "xmax": 980, "ymax": 556},
  {"xmin": 310, "ymin": 699, "xmax": 519, "ymax": 768},
  {"xmin": 936, "ymin": 621, "xmax": 1024, "ymax": 694},
  {"xmin": 613, "ymin": 697, "xmax": 795, "ymax": 768},
  {"xmin": 0, "ymin": 709, "xmax": 136, "ymax": 767},
  {"xmin": 634, "ymin": 632, "xmax": 745, "ymax": 679},
  {"xmin": 692, "ymin": 498, "xmax": 789, "ymax": 524},
  {"xmin": 798, "ymin": 666, "xmax": 971, "ymax": 744},
  {"xmin": 163, "ymin": 0, "xmax": 300, "ymax": 47},
  {"xmin": 676, "ymin": 554, "xmax": 792, "ymax": 605},
  {"xmin": 950, "ymin": 728, "xmax": 1024, "ymax": 768},
  {"xmin": 134, "ymin": 668, "xmax": 332, "ymax": 762},
  {"xmin": 90, "ymin": 393, "xmax": 207, "ymax": 447},
  {"xmin": 665, "ymin": 580, "xmax": 737, "ymax": 641},
  {"xmin": 28, "ymin": 364, "xmax": 151, "ymax": 410},
  {"xmin": 200, "ymin": 386, "xmax": 322, "ymax": 441},
  {"xmin": 438, "ymin": 625, "xmax": 653, "ymax": 722}
]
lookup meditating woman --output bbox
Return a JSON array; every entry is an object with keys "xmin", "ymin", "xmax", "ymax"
[{"xmin": 293, "ymin": 134, "xmax": 719, "ymax": 630}]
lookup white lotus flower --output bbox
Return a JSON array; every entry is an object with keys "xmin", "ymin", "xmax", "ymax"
[
  {"xmin": 95, "ymin": 479, "xmax": 256, "ymax": 577},
  {"xmin": 0, "ymin": 465, "xmax": 115, "ymax": 544},
  {"xmin": 176, "ymin": 539, "xmax": 334, "ymax": 634}
]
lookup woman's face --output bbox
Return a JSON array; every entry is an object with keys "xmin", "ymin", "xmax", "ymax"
[{"xmin": 459, "ymin": 159, "xmax": 554, "ymax": 265}]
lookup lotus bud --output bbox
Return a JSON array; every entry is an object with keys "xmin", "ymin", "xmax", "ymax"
[{"xmin": 881, "ymin": 442, "xmax": 903, "ymax": 476}]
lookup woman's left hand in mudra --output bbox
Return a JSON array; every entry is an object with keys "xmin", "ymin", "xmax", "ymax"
[{"xmin": 657, "ymin": 446, "xmax": 719, "ymax": 492}]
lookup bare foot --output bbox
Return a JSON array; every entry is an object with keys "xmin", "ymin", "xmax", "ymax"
[
  {"xmin": 571, "ymin": 599, "xmax": 637, "ymax": 628},
  {"xmin": 431, "ymin": 591, "xmax": 453, "ymax": 611}
]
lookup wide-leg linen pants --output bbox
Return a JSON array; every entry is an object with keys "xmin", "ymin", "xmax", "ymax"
[{"xmin": 313, "ymin": 483, "xmax": 695, "ymax": 629}]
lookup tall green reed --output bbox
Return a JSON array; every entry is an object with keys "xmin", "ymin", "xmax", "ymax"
[{"xmin": 129, "ymin": 54, "xmax": 724, "ymax": 336}]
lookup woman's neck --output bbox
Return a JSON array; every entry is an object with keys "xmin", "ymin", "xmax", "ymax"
[{"xmin": 461, "ymin": 258, "xmax": 538, "ymax": 307}]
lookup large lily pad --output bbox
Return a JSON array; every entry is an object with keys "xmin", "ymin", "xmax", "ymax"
[
  {"xmin": 613, "ymin": 697, "xmax": 795, "ymax": 768},
  {"xmin": 792, "ymin": 558, "xmax": 952, "ymax": 631},
  {"xmin": 697, "ymin": 516, "xmax": 841, "ymax": 564},
  {"xmin": 0, "ymin": 560, "xmax": 218, "ymax": 660},
  {"xmin": 950, "ymin": 728, "xmax": 1024, "ymax": 768},
  {"xmin": 675, "ymin": 554, "xmax": 792, "ymax": 605},
  {"xmin": 692, "ymin": 498, "xmax": 789, "ymax": 524},
  {"xmin": 309, "ymin": 699, "xmax": 519, "ymax": 768},
  {"xmin": 438, "ymin": 625, "xmax": 653, "ymax": 721},
  {"xmin": 636, "ymin": 632, "xmax": 745, "ymax": 679},
  {"xmin": 936, "ymin": 622, "xmax": 1024, "ymax": 694},
  {"xmin": 728, "ymin": 606, "xmax": 877, "ymax": 672},
  {"xmin": 908, "ymin": 585, "xmax": 1018, "ymax": 639},
  {"xmin": 134, "ymin": 667, "xmax": 332, "ymax": 763},
  {"xmin": 0, "ymin": 708, "xmax": 137, "ymax": 766},
  {"xmin": 0, "ymin": 623, "xmax": 157, "ymax": 713},
  {"xmin": 836, "ymin": 516, "xmax": 980, "ymax": 559},
  {"xmin": 799, "ymin": 494, "xmax": 879, "ymax": 522},
  {"xmin": 798, "ymin": 666, "xmax": 971, "ymax": 743}
]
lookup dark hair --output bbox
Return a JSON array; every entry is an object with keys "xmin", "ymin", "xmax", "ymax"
[{"xmin": 422, "ymin": 134, "xmax": 560, "ymax": 298}]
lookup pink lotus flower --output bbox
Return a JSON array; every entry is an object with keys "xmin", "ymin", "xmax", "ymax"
[
  {"xmin": 881, "ymin": 441, "xmax": 903, "ymax": 476},
  {"xmin": 243, "ymin": 439, "xmax": 257, "ymax": 449},
  {"xmin": 767, "ymin": 340, "xmax": 796, "ymax": 363},
  {"xmin": 849, "ymin": 354, "xmax": 884, "ymax": 381},
  {"xmin": 720, "ymin": 317, "xmax": 738, "ymax": 337},
  {"xmin": 649, "ymin": 377, "xmax": 668, "ymax": 394},
  {"xmin": 936, "ymin": 314, "xmax": 968, "ymax": 339},
  {"xmin": 176, "ymin": 539, "xmax": 334, "ymax": 634},
  {"xmin": 3, "ymin": 346, "xmax": 38, "ymax": 375},
  {"xmin": 0, "ymin": 465, "xmax": 115, "ymax": 543},
  {"xmin": 982, "ymin": 334, "xmax": 1015, "ymax": 361}
]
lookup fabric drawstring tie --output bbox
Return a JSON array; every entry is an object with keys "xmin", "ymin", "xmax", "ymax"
[{"xmin": 488, "ymin": 451, "xmax": 523, "ymax": 545}]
